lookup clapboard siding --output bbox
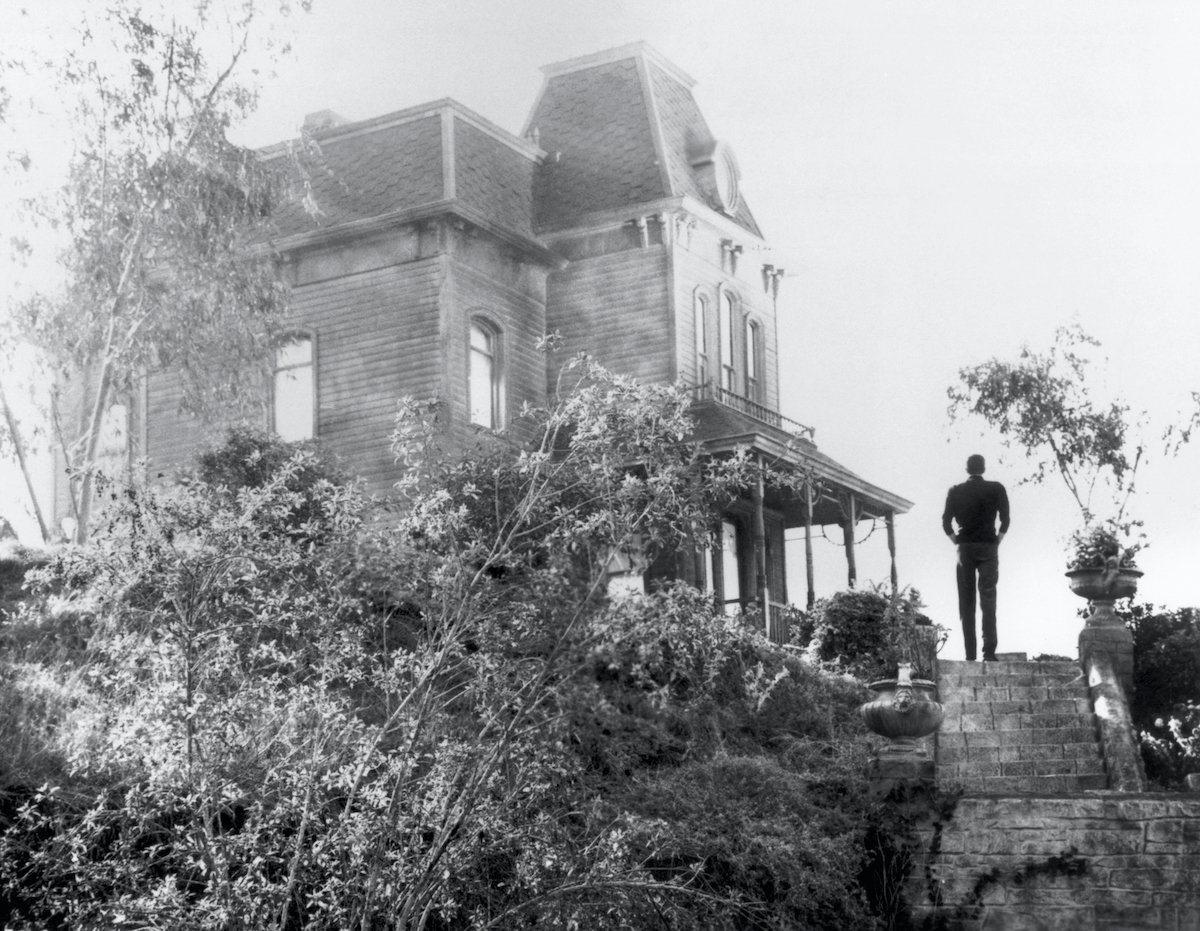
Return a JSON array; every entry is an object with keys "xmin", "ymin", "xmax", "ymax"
[
  {"xmin": 443, "ymin": 259, "xmax": 547, "ymax": 450},
  {"xmin": 545, "ymin": 246, "xmax": 672, "ymax": 385},
  {"xmin": 145, "ymin": 256, "xmax": 446, "ymax": 494},
  {"xmin": 672, "ymin": 238, "xmax": 780, "ymax": 412},
  {"xmin": 291, "ymin": 257, "xmax": 445, "ymax": 494}
]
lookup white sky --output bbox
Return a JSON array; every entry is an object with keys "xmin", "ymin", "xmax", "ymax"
[{"xmin": 6, "ymin": 0, "xmax": 1200, "ymax": 659}]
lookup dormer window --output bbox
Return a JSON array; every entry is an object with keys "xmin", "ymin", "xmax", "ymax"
[{"xmin": 690, "ymin": 140, "xmax": 742, "ymax": 215}]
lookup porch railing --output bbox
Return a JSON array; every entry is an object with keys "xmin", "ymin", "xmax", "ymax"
[
  {"xmin": 690, "ymin": 382, "xmax": 814, "ymax": 439},
  {"xmin": 720, "ymin": 598, "xmax": 793, "ymax": 644}
]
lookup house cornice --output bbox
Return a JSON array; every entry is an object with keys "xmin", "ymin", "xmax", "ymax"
[
  {"xmin": 250, "ymin": 199, "xmax": 565, "ymax": 269},
  {"xmin": 535, "ymin": 195, "xmax": 770, "ymax": 250}
]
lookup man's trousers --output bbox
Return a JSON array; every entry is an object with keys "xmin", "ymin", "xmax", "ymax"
[{"xmin": 956, "ymin": 542, "xmax": 999, "ymax": 661}]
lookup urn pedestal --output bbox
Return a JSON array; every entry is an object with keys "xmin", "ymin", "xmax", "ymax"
[
  {"xmin": 1068, "ymin": 566, "xmax": 1141, "ymax": 697},
  {"xmin": 860, "ymin": 663, "xmax": 943, "ymax": 786}
]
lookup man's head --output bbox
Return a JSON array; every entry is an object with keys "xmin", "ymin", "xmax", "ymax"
[{"xmin": 967, "ymin": 454, "xmax": 986, "ymax": 476}]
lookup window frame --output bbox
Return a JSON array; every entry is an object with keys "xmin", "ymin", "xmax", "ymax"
[
  {"xmin": 694, "ymin": 290, "xmax": 710, "ymax": 387},
  {"xmin": 468, "ymin": 315, "xmax": 504, "ymax": 430},
  {"xmin": 744, "ymin": 316, "xmax": 762, "ymax": 403},
  {"xmin": 718, "ymin": 288, "xmax": 737, "ymax": 393},
  {"xmin": 271, "ymin": 330, "xmax": 317, "ymax": 442}
]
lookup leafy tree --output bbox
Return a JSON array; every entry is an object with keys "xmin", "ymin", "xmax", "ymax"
[
  {"xmin": 0, "ymin": 366, "xmax": 878, "ymax": 929},
  {"xmin": 1, "ymin": 0, "xmax": 310, "ymax": 541},
  {"xmin": 947, "ymin": 324, "xmax": 1195, "ymax": 565},
  {"xmin": 947, "ymin": 324, "xmax": 1140, "ymax": 524}
]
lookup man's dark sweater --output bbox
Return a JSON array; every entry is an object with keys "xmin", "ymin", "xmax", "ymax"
[{"xmin": 942, "ymin": 475, "xmax": 1010, "ymax": 543}]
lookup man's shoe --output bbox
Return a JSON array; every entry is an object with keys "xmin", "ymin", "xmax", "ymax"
[{"xmin": 983, "ymin": 654, "xmax": 998, "ymax": 662}]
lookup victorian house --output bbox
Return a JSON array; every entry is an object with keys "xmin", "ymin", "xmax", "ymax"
[{"xmin": 141, "ymin": 43, "xmax": 912, "ymax": 636}]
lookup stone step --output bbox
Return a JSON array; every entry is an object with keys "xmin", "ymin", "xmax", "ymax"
[
  {"xmin": 934, "ymin": 654, "xmax": 1108, "ymax": 793},
  {"xmin": 940, "ymin": 772, "xmax": 1110, "ymax": 794}
]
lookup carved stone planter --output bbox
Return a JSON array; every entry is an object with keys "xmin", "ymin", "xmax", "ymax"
[
  {"xmin": 1069, "ymin": 565, "xmax": 1143, "ymax": 700},
  {"xmin": 1066, "ymin": 566, "xmax": 1143, "ymax": 623},
  {"xmin": 860, "ymin": 662, "xmax": 944, "ymax": 758}
]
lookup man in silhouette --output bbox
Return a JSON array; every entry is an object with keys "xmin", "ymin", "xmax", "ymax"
[{"xmin": 943, "ymin": 454, "xmax": 1010, "ymax": 662}]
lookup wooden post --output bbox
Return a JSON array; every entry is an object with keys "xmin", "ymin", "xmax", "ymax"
[
  {"xmin": 804, "ymin": 481, "xmax": 815, "ymax": 610},
  {"xmin": 886, "ymin": 510, "xmax": 898, "ymax": 595},
  {"xmin": 753, "ymin": 456, "xmax": 771, "ymax": 635},
  {"xmin": 842, "ymin": 493, "xmax": 858, "ymax": 589}
]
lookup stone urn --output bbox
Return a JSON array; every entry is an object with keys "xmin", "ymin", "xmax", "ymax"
[
  {"xmin": 860, "ymin": 662, "xmax": 944, "ymax": 757},
  {"xmin": 1066, "ymin": 564, "xmax": 1143, "ymax": 627}
]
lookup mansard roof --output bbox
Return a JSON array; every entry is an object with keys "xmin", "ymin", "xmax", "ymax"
[
  {"xmin": 524, "ymin": 43, "xmax": 763, "ymax": 237},
  {"xmin": 260, "ymin": 100, "xmax": 545, "ymax": 251}
]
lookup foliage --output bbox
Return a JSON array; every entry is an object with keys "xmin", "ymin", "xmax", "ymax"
[
  {"xmin": 1, "ymin": 0, "xmax": 311, "ymax": 540},
  {"xmin": 946, "ymin": 324, "xmax": 1184, "ymax": 567},
  {"xmin": 192, "ymin": 426, "xmax": 349, "ymax": 538},
  {"xmin": 0, "ymin": 368, "xmax": 883, "ymax": 929},
  {"xmin": 1066, "ymin": 517, "xmax": 1145, "ymax": 570},
  {"xmin": 795, "ymin": 585, "xmax": 944, "ymax": 681},
  {"xmin": 1123, "ymin": 603, "xmax": 1200, "ymax": 787}
]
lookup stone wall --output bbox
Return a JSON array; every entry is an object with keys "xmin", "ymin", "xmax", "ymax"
[{"xmin": 907, "ymin": 794, "xmax": 1200, "ymax": 930}]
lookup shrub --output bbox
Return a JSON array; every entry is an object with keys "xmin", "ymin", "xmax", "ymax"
[
  {"xmin": 799, "ymin": 586, "xmax": 940, "ymax": 680},
  {"xmin": 1125, "ymin": 603, "xmax": 1200, "ymax": 787}
]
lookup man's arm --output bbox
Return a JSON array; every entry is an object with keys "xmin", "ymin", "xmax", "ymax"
[
  {"xmin": 997, "ymin": 484, "xmax": 1011, "ymax": 543},
  {"xmin": 942, "ymin": 488, "xmax": 958, "ymax": 543}
]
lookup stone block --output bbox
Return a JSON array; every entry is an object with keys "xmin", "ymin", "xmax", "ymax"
[
  {"xmin": 965, "ymin": 746, "xmax": 1001, "ymax": 763},
  {"xmin": 1020, "ymin": 712, "xmax": 1062, "ymax": 728},
  {"xmin": 1031, "ymin": 760, "xmax": 1075, "ymax": 777},
  {"xmin": 993, "ymin": 714, "xmax": 1025, "ymax": 731},
  {"xmin": 1042, "ymin": 699, "xmax": 1081, "ymax": 714},
  {"xmin": 960, "ymin": 714, "xmax": 994, "ymax": 732},
  {"xmin": 1021, "ymin": 744, "xmax": 1066, "ymax": 761},
  {"xmin": 1009, "ymin": 686, "xmax": 1052, "ymax": 701},
  {"xmin": 966, "ymin": 731, "xmax": 1003, "ymax": 748}
]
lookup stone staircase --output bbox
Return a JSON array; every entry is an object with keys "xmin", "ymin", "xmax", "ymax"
[
  {"xmin": 935, "ymin": 655, "xmax": 1109, "ymax": 793},
  {"xmin": 898, "ymin": 652, "xmax": 1200, "ymax": 929}
]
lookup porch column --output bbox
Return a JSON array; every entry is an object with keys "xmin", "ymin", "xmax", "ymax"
[
  {"xmin": 886, "ymin": 510, "xmax": 898, "ymax": 594},
  {"xmin": 804, "ymin": 481, "xmax": 815, "ymax": 610},
  {"xmin": 842, "ymin": 492, "xmax": 858, "ymax": 589},
  {"xmin": 753, "ymin": 456, "xmax": 770, "ymax": 629}
]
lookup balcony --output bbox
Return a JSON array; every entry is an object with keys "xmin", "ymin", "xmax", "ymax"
[{"xmin": 690, "ymin": 382, "xmax": 814, "ymax": 440}]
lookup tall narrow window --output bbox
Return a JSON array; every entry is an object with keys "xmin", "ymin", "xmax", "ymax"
[
  {"xmin": 273, "ymin": 335, "xmax": 314, "ymax": 441},
  {"xmin": 720, "ymin": 518, "xmax": 742, "ymax": 615},
  {"xmin": 745, "ymin": 318, "xmax": 761, "ymax": 402},
  {"xmin": 719, "ymin": 291, "xmax": 735, "ymax": 392},
  {"xmin": 694, "ymin": 293, "xmax": 710, "ymax": 386},
  {"xmin": 469, "ymin": 319, "xmax": 501, "ymax": 428}
]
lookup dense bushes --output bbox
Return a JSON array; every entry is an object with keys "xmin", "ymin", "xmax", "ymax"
[
  {"xmin": 0, "ymin": 371, "xmax": 889, "ymax": 929},
  {"xmin": 792, "ymin": 586, "xmax": 941, "ymax": 681},
  {"xmin": 1125, "ymin": 603, "xmax": 1200, "ymax": 787}
]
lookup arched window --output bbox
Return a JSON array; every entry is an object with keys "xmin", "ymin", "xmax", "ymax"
[
  {"xmin": 469, "ymin": 318, "xmax": 502, "ymax": 429},
  {"xmin": 694, "ymin": 292, "xmax": 710, "ymax": 386},
  {"xmin": 719, "ymin": 290, "xmax": 736, "ymax": 392},
  {"xmin": 745, "ymin": 318, "xmax": 761, "ymax": 402},
  {"xmin": 273, "ymin": 334, "xmax": 315, "ymax": 441}
]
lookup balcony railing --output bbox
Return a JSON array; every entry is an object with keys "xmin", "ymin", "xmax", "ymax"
[{"xmin": 691, "ymin": 382, "xmax": 814, "ymax": 440}]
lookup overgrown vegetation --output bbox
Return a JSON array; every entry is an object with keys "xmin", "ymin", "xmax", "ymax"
[
  {"xmin": 1124, "ymin": 603, "xmax": 1200, "ymax": 788},
  {"xmin": 0, "ymin": 368, "xmax": 896, "ymax": 929},
  {"xmin": 792, "ymin": 586, "xmax": 944, "ymax": 681}
]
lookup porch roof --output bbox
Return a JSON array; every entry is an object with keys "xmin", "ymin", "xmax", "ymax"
[{"xmin": 688, "ymin": 394, "xmax": 913, "ymax": 528}]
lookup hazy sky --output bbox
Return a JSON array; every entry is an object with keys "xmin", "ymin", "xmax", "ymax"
[{"xmin": 7, "ymin": 1, "xmax": 1200, "ymax": 659}]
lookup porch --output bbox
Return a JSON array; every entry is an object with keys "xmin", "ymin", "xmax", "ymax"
[{"xmin": 688, "ymin": 383, "xmax": 913, "ymax": 642}]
